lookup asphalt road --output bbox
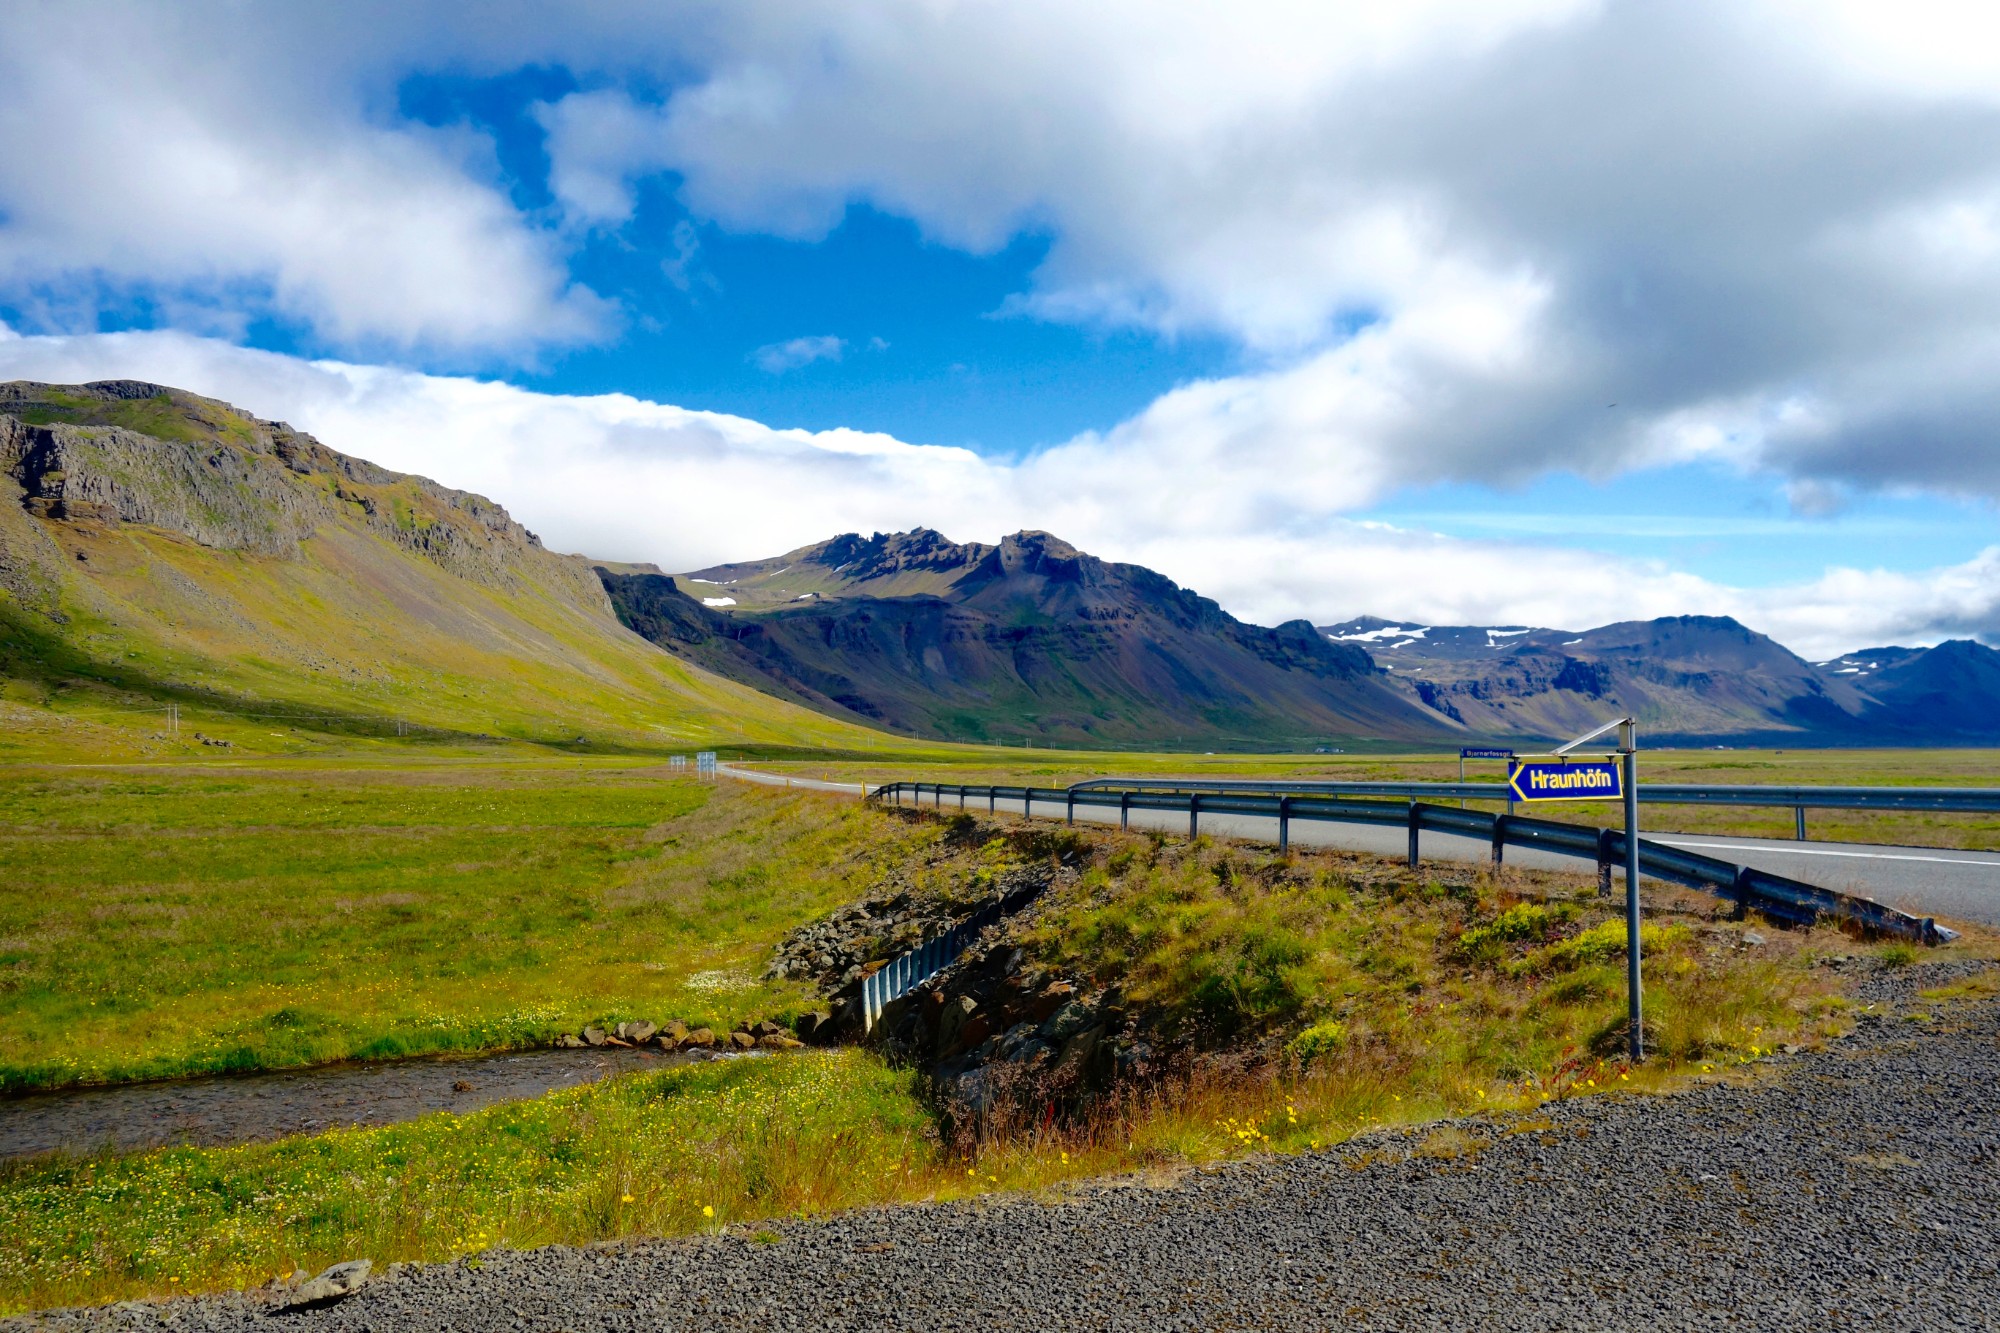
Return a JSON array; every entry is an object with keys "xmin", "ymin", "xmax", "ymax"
[{"xmin": 722, "ymin": 768, "xmax": 2000, "ymax": 929}]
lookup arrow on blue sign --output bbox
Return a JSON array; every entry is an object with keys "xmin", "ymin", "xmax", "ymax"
[{"xmin": 1507, "ymin": 758, "xmax": 1623, "ymax": 802}]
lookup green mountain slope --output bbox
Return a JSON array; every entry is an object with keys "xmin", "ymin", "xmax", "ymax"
[
  {"xmin": 598, "ymin": 528, "xmax": 1455, "ymax": 749},
  {"xmin": 0, "ymin": 380, "xmax": 909, "ymax": 758}
]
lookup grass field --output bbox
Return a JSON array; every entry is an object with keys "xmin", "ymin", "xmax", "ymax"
[
  {"xmin": 0, "ymin": 763, "xmax": 929, "ymax": 1091},
  {"xmin": 3, "ymin": 757, "xmax": 1991, "ymax": 1312}
]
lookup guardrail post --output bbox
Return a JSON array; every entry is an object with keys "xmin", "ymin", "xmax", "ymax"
[
  {"xmin": 988, "ymin": 787, "xmax": 996, "ymax": 815},
  {"xmin": 1188, "ymin": 793, "xmax": 1200, "ymax": 840},
  {"xmin": 1795, "ymin": 806, "xmax": 1806, "ymax": 841},
  {"xmin": 960, "ymin": 785, "xmax": 967, "ymax": 810},
  {"xmin": 1596, "ymin": 828, "xmax": 1614, "ymax": 898},
  {"xmin": 1120, "ymin": 790, "xmax": 1130, "ymax": 830},
  {"xmin": 1491, "ymin": 814, "xmax": 1507, "ymax": 868},
  {"xmin": 1023, "ymin": 790, "xmax": 1032, "ymax": 821},
  {"xmin": 1407, "ymin": 800, "xmax": 1420, "ymax": 870},
  {"xmin": 1066, "ymin": 790, "xmax": 1075, "ymax": 826},
  {"xmin": 1277, "ymin": 795, "xmax": 1290, "ymax": 852}
]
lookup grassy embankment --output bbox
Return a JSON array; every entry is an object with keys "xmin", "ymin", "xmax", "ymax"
[
  {"xmin": 4, "ymin": 773, "xmax": 1990, "ymax": 1314},
  {"xmin": 766, "ymin": 747, "xmax": 2000, "ymax": 850}
]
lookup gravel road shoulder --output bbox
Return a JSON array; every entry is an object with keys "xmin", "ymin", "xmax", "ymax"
[{"xmin": 19, "ymin": 963, "xmax": 1999, "ymax": 1332}]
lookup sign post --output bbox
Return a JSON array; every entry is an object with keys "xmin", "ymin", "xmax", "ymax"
[
  {"xmin": 1513, "ymin": 717, "xmax": 1644, "ymax": 1062},
  {"xmin": 1460, "ymin": 747, "xmax": 1515, "ymax": 809}
]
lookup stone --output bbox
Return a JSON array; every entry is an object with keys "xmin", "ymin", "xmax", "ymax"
[
  {"xmin": 729, "ymin": 1030, "xmax": 757, "ymax": 1050},
  {"xmin": 794, "ymin": 1012, "xmax": 825, "ymax": 1041},
  {"xmin": 1743, "ymin": 930, "xmax": 1767, "ymax": 947},
  {"xmin": 684, "ymin": 1027, "xmax": 716, "ymax": 1048},
  {"xmin": 937, "ymin": 995, "xmax": 979, "ymax": 1055},
  {"xmin": 581, "ymin": 1026, "xmax": 608, "ymax": 1047},
  {"xmin": 1028, "ymin": 982, "xmax": 1076, "ymax": 1023},
  {"xmin": 759, "ymin": 1034, "xmax": 805, "ymax": 1050},
  {"xmin": 753, "ymin": 1019, "xmax": 783, "ymax": 1038},
  {"xmin": 1055, "ymin": 1024, "xmax": 1103, "ymax": 1078},
  {"xmin": 554, "ymin": 1034, "xmax": 585, "ymax": 1049},
  {"xmin": 1041, "ymin": 999, "xmax": 1096, "ymax": 1043},
  {"xmin": 620, "ymin": 1020, "xmax": 658, "ymax": 1044},
  {"xmin": 279, "ymin": 1259, "xmax": 372, "ymax": 1309}
]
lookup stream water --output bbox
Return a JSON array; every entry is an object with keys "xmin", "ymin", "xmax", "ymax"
[{"xmin": 0, "ymin": 1045, "xmax": 717, "ymax": 1160}]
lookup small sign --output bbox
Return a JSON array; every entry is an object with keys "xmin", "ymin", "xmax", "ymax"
[
  {"xmin": 1461, "ymin": 747, "xmax": 1515, "ymax": 760},
  {"xmin": 1508, "ymin": 758, "xmax": 1623, "ymax": 802}
]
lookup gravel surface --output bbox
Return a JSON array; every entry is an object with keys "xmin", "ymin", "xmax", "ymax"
[
  {"xmin": 0, "ymin": 1047, "xmax": 682, "ymax": 1160},
  {"xmin": 18, "ymin": 963, "xmax": 1998, "ymax": 1332}
]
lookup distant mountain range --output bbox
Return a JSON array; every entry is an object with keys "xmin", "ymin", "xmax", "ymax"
[
  {"xmin": 1321, "ymin": 615, "xmax": 2000, "ymax": 745},
  {"xmin": 595, "ymin": 529, "xmax": 1449, "ymax": 748},
  {"xmin": 6, "ymin": 378, "xmax": 1995, "ymax": 755},
  {"xmin": 598, "ymin": 529, "xmax": 2000, "ymax": 749}
]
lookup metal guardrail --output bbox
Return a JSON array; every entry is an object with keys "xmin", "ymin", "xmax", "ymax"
[
  {"xmin": 860, "ymin": 880, "xmax": 1045, "ymax": 1033},
  {"xmin": 1067, "ymin": 776, "xmax": 2000, "ymax": 842},
  {"xmin": 871, "ymin": 780, "xmax": 1956, "ymax": 945}
]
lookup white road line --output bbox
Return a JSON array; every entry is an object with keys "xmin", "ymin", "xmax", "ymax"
[{"xmin": 1655, "ymin": 839, "xmax": 2000, "ymax": 869}]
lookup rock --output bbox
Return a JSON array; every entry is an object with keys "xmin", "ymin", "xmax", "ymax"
[
  {"xmin": 795, "ymin": 1011, "xmax": 826, "ymax": 1041},
  {"xmin": 660, "ymin": 1019, "xmax": 689, "ymax": 1045},
  {"xmin": 581, "ymin": 1026, "xmax": 608, "ymax": 1047},
  {"xmin": 554, "ymin": 1034, "xmax": 585, "ymax": 1049},
  {"xmin": 619, "ymin": 1020, "xmax": 658, "ymax": 1044},
  {"xmin": 279, "ymin": 1259, "xmax": 372, "ymax": 1309},
  {"xmin": 1055, "ymin": 1024, "xmax": 1103, "ymax": 1078},
  {"xmin": 759, "ymin": 1034, "xmax": 805, "ymax": 1050},
  {"xmin": 1743, "ymin": 930, "xmax": 1767, "ymax": 947},
  {"xmin": 1028, "ymin": 981, "xmax": 1076, "ymax": 1023},
  {"xmin": 753, "ymin": 1019, "xmax": 783, "ymax": 1038},
  {"xmin": 1041, "ymin": 999, "xmax": 1097, "ymax": 1043},
  {"xmin": 729, "ymin": 1030, "xmax": 757, "ymax": 1050},
  {"xmin": 937, "ymin": 995, "xmax": 979, "ymax": 1056},
  {"xmin": 684, "ymin": 1027, "xmax": 716, "ymax": 1048}
]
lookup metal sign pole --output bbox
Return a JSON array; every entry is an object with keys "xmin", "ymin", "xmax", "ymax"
[{"xmin": 1620, "ymin": 721, "xmax": 1642, "ymax": 1062}]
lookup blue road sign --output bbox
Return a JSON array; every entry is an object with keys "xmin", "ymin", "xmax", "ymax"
[
  {"xmin": 1508, "ymin": 758, "xmax": 1623, "ymax": 802},
  {"xmin": 1461, "ymin": 747, "xmax": 1515, "ymax": 760}
]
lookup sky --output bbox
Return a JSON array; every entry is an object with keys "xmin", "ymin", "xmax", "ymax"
[{"xmin": 2, "ymin": 0, "xmax": 1999, "ymax": 659}]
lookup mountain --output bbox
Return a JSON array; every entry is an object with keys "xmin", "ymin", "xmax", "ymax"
[
  {"xmin": 0, "ymin": 380, "xmax": 900, "ymax": 757},
  {"xmin": 597, "ymin": 529, "xmax": 1454, "ymax": 749},
  {"xmin": 1322, "ymin": 614, "xmax": 2000, "ymax": 744}
]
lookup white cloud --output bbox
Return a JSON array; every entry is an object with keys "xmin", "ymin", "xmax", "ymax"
[
  {"xmin": 0, "ymin": 4, "xmax": 611, "ymax": 357},
  {"xmin": 5, "ymin": 324, "xmax": 1998, "ymax": 660},
  {"xmin": 751, "ymin": 335, "xmax": 845, "ymax": 374}
]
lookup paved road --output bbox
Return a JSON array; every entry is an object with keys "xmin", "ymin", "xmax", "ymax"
[
  {"xmin": 59, "ymin": 962, "xmax": 1998, "ymax": 1331},
  {"xmin": 727, "ymin": 769, "xmax": 2000, "ymax": 929}
]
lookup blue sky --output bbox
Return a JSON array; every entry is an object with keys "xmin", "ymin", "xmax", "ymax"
[{"xmin": 2, "ymin": 2, "xmax": 1999, "ymax": 656}]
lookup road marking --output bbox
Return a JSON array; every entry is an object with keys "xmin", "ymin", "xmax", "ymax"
[{"xmin": 1654, "ymin": 839, "xmax": 2000, "ymax": 869}]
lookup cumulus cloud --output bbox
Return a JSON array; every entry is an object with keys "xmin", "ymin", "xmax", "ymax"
[
  {"xmin": 0, "ymin": 3, "xmax": 612, "ymax": 357},
  {"xmin": 4, "ymin": 324, "xmax": 1997, "ymax": 660},
  {"xmin": 751, "ymin": 335, "xmax": 845, "ymax": 374},
  {"xmin": 532, "ymin": 0, "xmax": 2000, "ymax": 508}
]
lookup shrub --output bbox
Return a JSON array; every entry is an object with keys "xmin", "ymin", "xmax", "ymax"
[{"xmin": 1287, "ymin": 1020, "xmax": 1348, "ymax": 1063}]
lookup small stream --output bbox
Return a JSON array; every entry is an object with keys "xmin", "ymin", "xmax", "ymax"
[{"xmin": 0, "ymin": 1045, "xmax": 722, "ymax": 1161}]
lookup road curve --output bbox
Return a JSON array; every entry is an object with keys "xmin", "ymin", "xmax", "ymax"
[{"xmin": 734, "ymin": 770, "xmax": 2000, "ymax": 929}]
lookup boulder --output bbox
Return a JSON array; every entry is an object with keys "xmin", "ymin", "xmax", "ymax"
[
  {"xmin": 758, "ymin": 1034, "xmax": 805, "ymax": 1050},
  {"xmin": 620, "ymin": 1020, "xmax": 658, "ymax": 1044},
  {"xmin": 684, "ymin": 1027, "xmax": 716, "ymax": 1048},
  {"xmin": 728, "ymin": 1030, "xmax": 757, "ymax": 1050},
  {"xmin": 1028, "ymin": 981, "xmax": 1076, "ymax": 1023},
  {"xmin": 937, "ymin": 995, "xmax": 979, "ymax": 1056},
  {"xmin": 581, "ymin": 1026, "xmax": 608, "ymax": 1047},
  {"xmin": 752, "ymin": 1019, "xmax": 782, "ymax": 1038},
  {"xmin": 279, "ymin": 1259, "xmax": 371, "ymax": 1309},
  {"xmin": 554, "ymin": 1034, "xmax": 585, "ymax": 1049},
  {"xmin": 660, "ymin": 1019, "xmax": 689, "ymax": 1045},
  {"xmin": 1041, "ymin": 999, "xmax": 1096, "ymax": 1044},
  {"xmin": 794, "ymin": 1011, "xmax": 826, "ymax": 1041}
]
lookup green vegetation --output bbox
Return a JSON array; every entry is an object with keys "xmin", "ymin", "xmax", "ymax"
[
  {"xmin": 0, "ymin": 1050, "xmax": 933, "ymax": 1313},
  {"xmin": 0, "ymin": 773, "xmax": 1987, "ymax": 1315},
  {"xmin": 0, "ymin": 764, "xmax": 927, "ymax": 1091}
]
